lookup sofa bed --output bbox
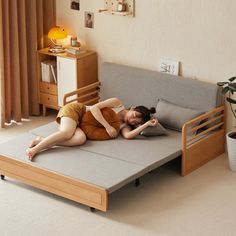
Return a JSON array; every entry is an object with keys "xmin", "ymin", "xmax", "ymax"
[{"xmin": 0, "ymin": 62, "xmax": 225, "ymax": 212}]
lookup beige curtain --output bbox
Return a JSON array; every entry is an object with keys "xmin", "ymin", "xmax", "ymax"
[{"xmin": 0, "ymin": 0, "xmax": 55, "ymax": 127}]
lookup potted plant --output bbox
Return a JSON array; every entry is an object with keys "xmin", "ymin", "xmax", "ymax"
[{"xmin": 217, "ymin": 77, "xmax": 236, "ymax": 171}]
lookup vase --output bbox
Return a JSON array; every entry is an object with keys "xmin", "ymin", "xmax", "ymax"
[{"xmin": 226, "ymin": 131, "xmax": 236, "ymax": 171}]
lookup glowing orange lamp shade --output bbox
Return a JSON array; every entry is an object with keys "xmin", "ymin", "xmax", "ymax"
[
  {"xmin": 48, "ymin": 26, "xmax": 67, "ymax": 40},
  {"xmin": 48, "ymin": 26, "xmax": 68, "ymax": 53}
]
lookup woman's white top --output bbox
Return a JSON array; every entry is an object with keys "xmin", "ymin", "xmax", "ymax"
[
  {"xmin": 111, "ymin": 104, "xmax": 125, "ymax": 114},
  {"xmin": 85, "ymin": 104, "xmax": 125, "ymax": 113},
  {"xmin": 112, "ymin": 105, "xmax": 127, "ymax": 129}
]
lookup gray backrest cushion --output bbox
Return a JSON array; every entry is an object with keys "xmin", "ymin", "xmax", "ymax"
[
  {"xmin": 100, "ymin": 62, "xmax": 221, "ymax": 111},
  {"xmin": 155, "ymin": 99, "xmax": 204, "ymax": 131}
]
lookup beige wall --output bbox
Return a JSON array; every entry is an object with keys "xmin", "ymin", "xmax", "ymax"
[{"xmin": 56, "ymin": 0, "xmax": 236, "ymax": 130}]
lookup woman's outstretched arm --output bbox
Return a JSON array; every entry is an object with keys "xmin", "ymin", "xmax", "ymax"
[{"xmin": 121, "ymin": 119, "xmax": 158, "ymax": 139}]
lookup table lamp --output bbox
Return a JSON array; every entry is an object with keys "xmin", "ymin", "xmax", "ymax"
[{"xmin": 48, "ymin": 26, "xmax": 68, "ymax": 53}]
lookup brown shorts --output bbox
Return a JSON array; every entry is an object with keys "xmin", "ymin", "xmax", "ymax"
[{"xmin": 56, "ymin": 103, "xmax": 86, "ymax": 125}]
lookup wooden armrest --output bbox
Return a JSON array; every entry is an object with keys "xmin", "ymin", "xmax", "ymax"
[
  {"xmin": 182, "ymin": 106, "xmax": 225, "ymax": 145},
  {"xmin": 181, "ymin": 105, "xmax": 225, "ymax": 176},
  {"xmin": 63, "ymin": 82, "xmax": 101, "ymax": 106}
]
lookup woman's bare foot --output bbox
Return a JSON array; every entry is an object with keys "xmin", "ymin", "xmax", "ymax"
[
  {"xmin": 29, "ymin": 137, "xmax": 43, "ymax": 148},
  {"xmin": 26, "ymin": 148, "xmax": 37, "ymax": 161}
]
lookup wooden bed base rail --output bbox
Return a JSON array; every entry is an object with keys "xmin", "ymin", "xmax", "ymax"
[
  {"xmin": 63, "ymin": 81, "xmax": 101, "ymax": 106},
  {"xmin": 0, "ymin": 155, "xmax": 108, "ymax": 212},
  {"xmin": 0, "ymin": 81, "xmax": 108, "ymax": 212},
  {"xmin": 181, "ymin": 106, "xmax": 225, "ymax": 176}
]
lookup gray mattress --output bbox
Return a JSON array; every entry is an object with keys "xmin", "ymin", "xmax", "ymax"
[{"xmin": 0, "ymin": 122, "xmax": 182, "ymax": 193}]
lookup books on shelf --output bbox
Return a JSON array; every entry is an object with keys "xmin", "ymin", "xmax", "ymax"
[
  {"xmin": 65, "ymin": 46, "xmax": 86, "ymax": 55},
  {"xmin": 41, "ymin": 60, "xmax": 57, "ymax": 83},
  {"xmin": 50, "ymin": 64, "xmax": 57, "ymax": 83}
]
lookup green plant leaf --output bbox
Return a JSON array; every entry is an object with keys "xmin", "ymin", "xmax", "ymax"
[
  {"xmin": 226, "ymin": 97, "xmax": 236, "ymax": 104},
  {"xmin": 222, "ymin": 87, "xmax": 230, "ymax": 94},
  {"xmin": 228, "ymin": 83, "xmax": 236, "ymax": 91},
  {"xmin": 229, "ymin": 76, "xmax": 236, "ymax": 82}
]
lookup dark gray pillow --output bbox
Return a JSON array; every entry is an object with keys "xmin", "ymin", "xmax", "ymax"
[
  {"xmin": 140, "ymin": 123, "xmax": 167, "ymax": 136},
  {"xmin": 155, "ymin": 99, "xmax": 204, "ymax": 131}
]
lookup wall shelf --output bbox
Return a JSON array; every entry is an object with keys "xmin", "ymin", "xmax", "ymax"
[{"xmin": 99, "ymin": 0, "xmax": 135, "ymax": 17}]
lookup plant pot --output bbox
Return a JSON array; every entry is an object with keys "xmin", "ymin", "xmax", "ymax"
[{"xmin": 226, "ymin": 131, "xmax": 236, "ymax": 171}]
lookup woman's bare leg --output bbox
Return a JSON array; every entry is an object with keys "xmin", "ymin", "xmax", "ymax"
[
  {"xmin": 29, "ymin": 128, "xmax": 86, "ymax": 148},
  {"xmin": 26, "ymin": 117, "xmax": 77, "ymax": 161},
  {"xmin": 58, "ymin": 128, "xmax": 86, "ymax": 146},
  {"xmin": 29, "ymin": 136, "xmax": 43, "ymax": 148}
]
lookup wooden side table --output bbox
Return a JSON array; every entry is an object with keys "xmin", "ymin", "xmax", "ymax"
[{"xmin": 37, "ymin": 48, "xmax": 98, "ymax": 116}]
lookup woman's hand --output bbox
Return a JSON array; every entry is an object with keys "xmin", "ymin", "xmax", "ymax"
[
  {"xmin": 106, "ymin": 125, "xmax": 118, "ymax": 138},
  {"xmin": 146, "ymin": 118, "xmax": 158, "ymax": 127}
]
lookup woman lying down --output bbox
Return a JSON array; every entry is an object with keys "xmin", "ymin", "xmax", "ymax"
[{"xmin": 26, "ymin": 98, "xmax": 158, "ymax": 161}]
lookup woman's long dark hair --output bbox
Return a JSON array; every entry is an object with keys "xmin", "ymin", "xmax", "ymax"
[{"xmin": 134, "ymin": 106, "xmax": 156, "ymax": 123}]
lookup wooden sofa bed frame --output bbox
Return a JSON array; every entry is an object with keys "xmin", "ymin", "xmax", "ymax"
[{"xmin": 0, "ymin": 82, "xmax": 225, "ymax": 212}]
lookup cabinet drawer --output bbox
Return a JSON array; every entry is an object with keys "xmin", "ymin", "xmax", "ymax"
[
  {"xmin": 40, "ymin": 93, "xmax": 58, "ymax": 108},
  {"xmin": 40, "ymin": 82, "xmax": 58, "ymax": 95}
]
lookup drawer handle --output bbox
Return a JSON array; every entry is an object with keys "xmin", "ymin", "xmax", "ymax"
[{"xmin": 47, "ymin": 98, "xmax": 50, "ymax": 101}]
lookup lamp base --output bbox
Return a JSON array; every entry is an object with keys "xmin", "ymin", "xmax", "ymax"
[
  {"xmin": 49, "ymin": 47, "xmax": 65, "ymax": 53},
  {"xmin": 48, "ymin": 44, "xmax": 65, "ymax": 53}
]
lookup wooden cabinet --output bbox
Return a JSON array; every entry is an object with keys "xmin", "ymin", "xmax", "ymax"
[
  {"xmin": 37, "ymin": 48, "xmax": 98, "ymax": 116},
  {"xmin": 39, "ymin": 82, "xmax": 58, "ymax": 110},
  {"xmin": 57, "ymin": 57, "xmax": 78, "ymax": 107}
]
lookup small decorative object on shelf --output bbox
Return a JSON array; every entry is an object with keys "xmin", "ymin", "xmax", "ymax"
[
  {"xmin": 98, "ymin": 0, "xmax": 134, "ymax": 17},
  {"xmin": 70, "ymin": 36, "xmax": 81, "ymax": 47},
  {"xmin": 117, "ymin": 0, "xmax": 126, "ymax": 12}
]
